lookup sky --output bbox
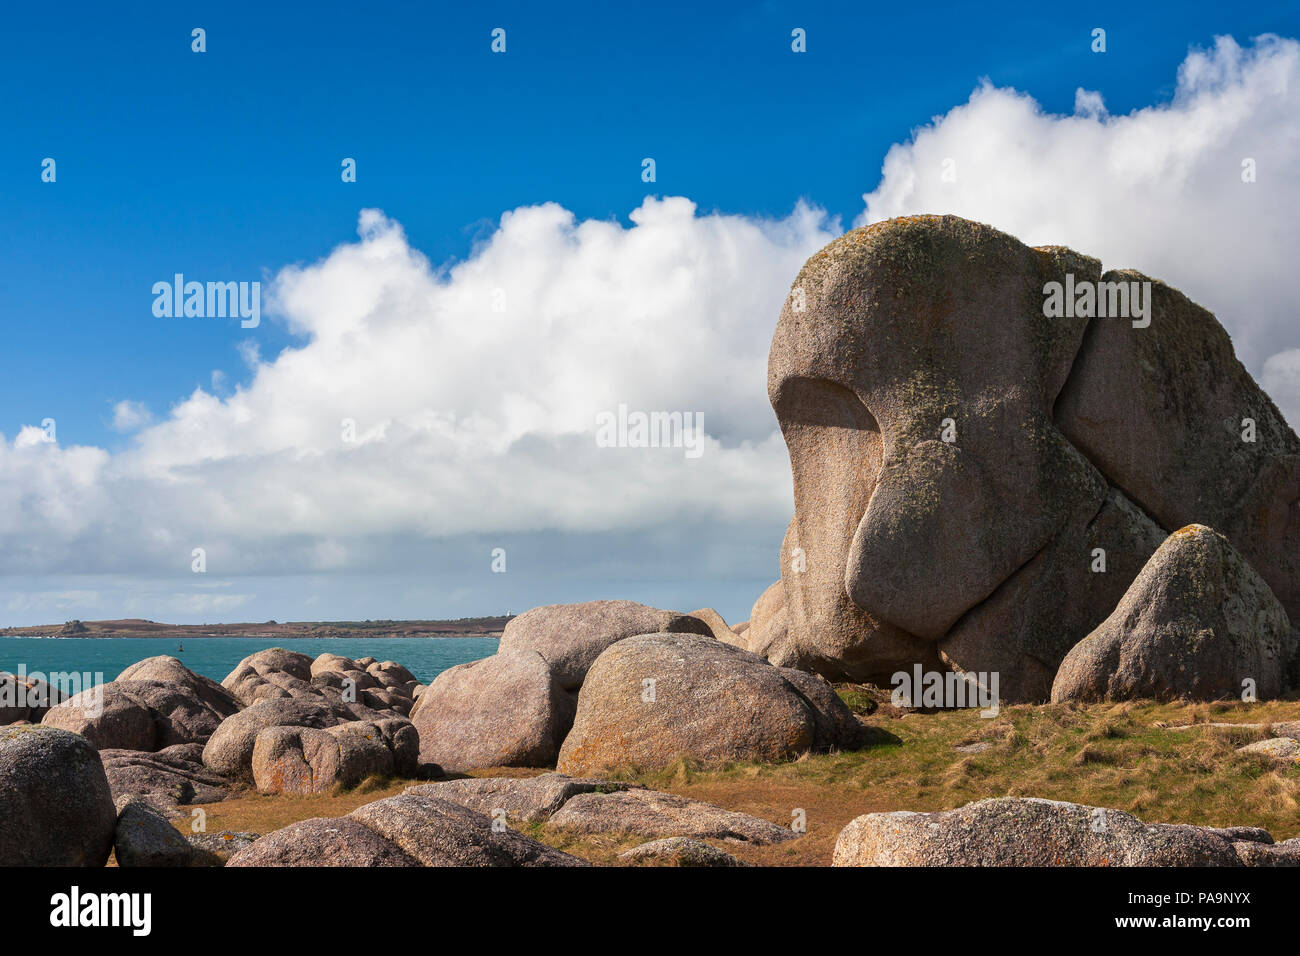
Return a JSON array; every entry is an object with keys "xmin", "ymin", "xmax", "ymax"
[{"xmin": 2, "ymin": 1, "xmax": 1299, "ymax": 626}]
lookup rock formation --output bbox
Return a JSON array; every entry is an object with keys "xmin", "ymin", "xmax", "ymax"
[
  {"xmin": 557, "ymin": 632, "xmax": 867, "ymax": 774},
  {"xmin": 764, "ymin": 215, "xmax": 1299, "ymax": 701},
  {"xmin": 1052, "ymin": 525, "xmax": 1295, "ymax": 702},
  {"xmin": 832, "ymin": 797, "xmax": 1293, "ymax": 866}
]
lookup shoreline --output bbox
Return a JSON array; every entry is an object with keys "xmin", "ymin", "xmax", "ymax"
[{"xmin": 0, "ymin": 633, "xmax": 503, "ymax": 640}]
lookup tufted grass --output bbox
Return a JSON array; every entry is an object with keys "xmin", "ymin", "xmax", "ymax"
[{"xmin": 185, "ymin": 695, "xmax": 1300, "ymax": 866}]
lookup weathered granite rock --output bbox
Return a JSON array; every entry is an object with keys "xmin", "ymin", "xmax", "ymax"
[
  {"xmin": 1055, "ymin": 269, "xmax": 1300, "ymax": 621},
  {"xmin": 100, "ymin": 743, "xmax": 233, "ymax": 809},
  {"xmin": 113, "ymin": 795, "xmax": 194, "ymax": 867},
  {"xmin": 229, "ymin": 794, "xmax": 589, "ymax": 867},
  {"xmin": 1052, "ymin": 525, "xmax": 1294, "ymax": 702},
  {"xmin": 748, "ymin": 581, "xmax": 785, "ymax": 635},
  {"xmin": 1237, "ymin": 737, "xmax": 1300, "ymax": 762},
  {"xmin": 498, "ymin": 599, "xmax": 713, "ymax": 690},
  {"xmin": 252, "ymin": 718, "xmax": 416, "ymax": 794},
  {"xmin": 221, "ymin": 648, "xmax": 317, "ymax": 706},
  {"xmin": 832, "ymin": 797, "xmax": 1244, "ymax": 866},
  {"xmin": 407, "ymin": 774, "xmax": 642, "ymax": 823},
  {"xmin": 226, "ymin": 816, "xmax": 423, "ymax": 867},
  {"xmin": 411, "ymin": 649, "xmax": 575, "ymax": 772},
  {"xmin": 548, "ymin": 788, "xmax": 797, "ymax": 845},
  {"xmin": 352, "ymin": 793, "xmax": 589, "ymax": 866},
  {"xmin": 619, "ymin": 837, "xmax": 746, "ymax": 866},
  {"xmin": 765, "ymin": 215, "xmax": 1300, "ymax": 699},
  {"xmin": 187, "ymin": 830, "xmax": 259, "ymax": 865},
  {"xmin": 117, "ymin": 656, "xmax": 242, "ymax": 716},
  {"xmin": 686, "ymin": 608, "xmax": 735, "ymax": 644},
  {"xmin": 368, "ymin": 660, "xmax": 418, "ymax": 689},
  {"xmin": 0, "ymin": 671, "xmax": 65, "ymax": 724},
  {"xmin": 557, "ymin": 632, "xmax": 867, "ymax": 774},
  {"xmin": 1232, "ymin": 838, "xmax": 1300, "ymax": 866},
  {"xmin": 740, "ymin": 580, "xmax": 789, "ymax": 657},
  {"xmin": 0, "ymin": 725, "xmax": 117, "ymax": 866},
  {"xmin": 42, "ymin": 679, "xmax": 236, "ymax": 751},
  {"xmin": 201, "ymin": 697, "xmax": 344, "ymax": 782}
]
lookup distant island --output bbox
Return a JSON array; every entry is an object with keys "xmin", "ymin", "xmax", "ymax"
[{"xmin": 0, "ymin": 617, "xmax": 511, "ymax": 639}]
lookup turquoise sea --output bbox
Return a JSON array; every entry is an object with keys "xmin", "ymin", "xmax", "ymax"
[{"xmin": 0, "ymin": 636, "xmax": 499, "ymax": 687}]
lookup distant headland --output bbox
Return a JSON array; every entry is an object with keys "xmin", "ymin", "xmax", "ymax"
[{"xmin": 0, "ymin": 617, "xmax": 511, "ymax": 639}]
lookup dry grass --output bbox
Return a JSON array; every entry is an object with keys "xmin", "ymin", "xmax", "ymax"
[{"xmin": 186, "ymin": 697, "xmax": 1300, "ymax": 866}]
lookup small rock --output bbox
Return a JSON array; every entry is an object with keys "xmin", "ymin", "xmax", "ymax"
[
  {"xmin": 1237, "ymin": 737, "xmax": 1300, "ymax": 762},
  {"xmin": 113, "ymin": 796, "xmax": 194, "ymax": 867},
  {"xmin": 187, "ymin": 831, "xmax": 260, "ymax": 865},
  {"xmin": 619, "ymin": 837, "xmax": 746, "ymax": 867}
]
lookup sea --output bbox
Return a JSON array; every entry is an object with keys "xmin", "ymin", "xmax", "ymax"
[{"xmin": 0, "ymin": 635, "xmax": 500, "ymax": 687}]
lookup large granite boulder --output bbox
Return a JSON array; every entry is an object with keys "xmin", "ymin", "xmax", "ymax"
[
  {"xmin": 222, "ymin": 649, "xmax": 417, "ymax": 720},
  {"xmin": 832, "ymin": 797, "xmax": 1258, "ymax": 866},
  {"xmin": 1052, "ymin": 525, "xmax": 1295, "ymax": 702},
  {"xmin": 228, "ymin": 793, "xmax": 588, "ymax": 867},
  {"xmin": 498, "ymin": 599, "xmax": 713, "ymax": 690},
  {"xmin": 226, "ymin": 817, "xmax": 424, "ymax": 866},
  {"xmin": 100, "ymin": 743, "xmax": 233, "ymax": 810},
  {"xmin": 251, "ymin": 718, "xmax": 417, "ymax": 794},
  {"xmin": 367, "ymin": 660, "xmax": 419, "ymax": 690},
  {"xmin": 221, "ymin": 648, "xmax": 317, "ymax": 705},
  {"xmin": 411, "ymin": 649, "xmax": 575, "ymax": 772},
  {"xmin": 408, "ymin": 774, "xmax": 643, "ymax": 824},
  {"xmin": 767, "ymin": 215, "xmax": 1299, "ymax": 700},
  {"xmin": 557, "ymin": 632, "xmax": 868, "ymax": 775},
  {"xmin": 42, "ymin": 678, "xmax": 237, "ymax": 751},
  {"xmin": 619, "ymin": 837, "xmax": 746, "ymax": 867},
  {"xmin": 0, "ymin": 725, "xmax": 117, "ymax": 866},
  {"xmin": 201, "ymin": 697, "xmax": 345, "ymax": 782},
  {"xmin": 117, "ymin": 656, "xmax": 241, "ymax": 716}
]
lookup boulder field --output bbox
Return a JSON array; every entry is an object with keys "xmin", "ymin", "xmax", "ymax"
[{"xmin": 3, "ymin": 215, "xmax": 1300, "ymax": 867}]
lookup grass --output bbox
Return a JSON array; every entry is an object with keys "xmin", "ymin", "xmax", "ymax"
[{"xmin": 183, "ymin": 696, "xmax": 1300, "ymax": 866}]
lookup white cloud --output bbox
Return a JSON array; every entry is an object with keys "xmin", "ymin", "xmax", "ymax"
[
  {"xmin": 0, "ymin": 197, "xmax": 834, "ymax": 579},
  {"xmin": 859, "ymin": 34, "xmax": 1300, "ymax": 423},
  {"xmin": 3, "ymin": 33, "xmax": 1299, "ymax": 623},
  {"xmin": 111, "ymin": 400, "xmax": 152, "ymax": 432}
]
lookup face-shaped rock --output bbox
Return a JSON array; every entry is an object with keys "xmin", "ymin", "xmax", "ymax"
[{"xmin": 767, "ymin": 215, "xmax": 1300, "ymax": 701}]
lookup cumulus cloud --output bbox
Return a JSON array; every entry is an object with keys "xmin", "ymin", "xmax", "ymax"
[
  {"xmin": 3, "ymin": 32, "xmax": 1299, "ymax": 623},
  {"xmin": 0, "ymin": 198, "xmax": 834, "ymax": 583},
  {"xmin": 859, "ymin": 34, "xmax": 1300, "ymax": 423}
]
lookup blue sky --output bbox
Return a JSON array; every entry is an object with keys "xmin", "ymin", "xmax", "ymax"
[{"xmin": 3, "ymin": 1, "xmax": 1300, "ymax": 625}]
